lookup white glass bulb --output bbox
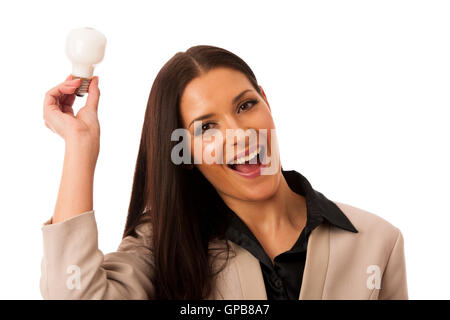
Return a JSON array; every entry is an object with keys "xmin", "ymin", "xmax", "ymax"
[{"xmin": 66, "ymin": 27, "xmax": 107, "ymax": 97}]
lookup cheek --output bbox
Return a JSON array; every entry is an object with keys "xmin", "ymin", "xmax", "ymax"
[
  {"xmin": 262, "ymin": 112, "xmax": 276, "ymax": 130},
  {"xmin": 191, "ymin": 138, "xmax": 227, "ymax": 190},
  {"xmin": 203, "ymin": 141, "xmax": 220, "ymax": 162},
  {"xmin": 194, "ymin": 152, "xmax": 226, "ymax": 193},
  {"xmin": 252, "ymin": 109, "xmax": 276, "ymax": 157},
  {"xmin": 249, "ymin": 106, "xmax": 276, "ymax": 131},
  {"xmin": 191, "ymin": 137, "xmax": 223, "ymax": 164}
]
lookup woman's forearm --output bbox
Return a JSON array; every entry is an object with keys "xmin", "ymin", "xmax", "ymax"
[{"xmin": 52, "ymin": 137, "xmax": 99, "ymax": 224}]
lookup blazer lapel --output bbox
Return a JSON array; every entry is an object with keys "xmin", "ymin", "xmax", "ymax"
[
  {"xmin": 230, "ymin": 241, "xmax": 267, "ymax": 300},
  {"xmin": 213, "ymin": 223, "xmax": 330, "ymax": 300},
  {"xmin": 299, "ymin": 223, "xmax": 330, "ymax": 299}
]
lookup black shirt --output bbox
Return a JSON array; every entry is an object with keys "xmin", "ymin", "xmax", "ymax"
[{"xmin": 219, "ymin": 169, "xmax": 358, "ymax": 300}]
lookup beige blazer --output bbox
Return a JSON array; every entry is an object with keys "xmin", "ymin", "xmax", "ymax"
[{"xmin": 40, "ymin": 201, "xmax": 408, "ymax": 300}]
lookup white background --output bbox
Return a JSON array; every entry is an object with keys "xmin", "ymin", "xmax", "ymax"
[{"xmin": 0, "ymin": 0, "xmax": 448, "ymax": 299}]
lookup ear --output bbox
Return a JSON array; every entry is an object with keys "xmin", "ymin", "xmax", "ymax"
[{"xmin": 259, "ymin": 85, "xmax": 271, "ymax": 113}]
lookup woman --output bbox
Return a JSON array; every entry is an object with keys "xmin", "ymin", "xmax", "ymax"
[{"xmin": 41, "ymin": 45, "xmax": 408, "ymax": 300}]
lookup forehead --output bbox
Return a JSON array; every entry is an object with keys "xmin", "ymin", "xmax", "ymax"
[{"xmin": 179, "ymin": 67, "xmax": 254, "ymax": 120}]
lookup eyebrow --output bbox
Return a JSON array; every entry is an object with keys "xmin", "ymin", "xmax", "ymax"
[
  {"xmin": 188, "ymin": 113, "xmax": 216, "ymax": 128},
  {"xmin": 232, "ymin": 89, "xmax": 252, "ymax": 105},
  {"xmin": 188, "ymin": 89, "xmax": 253, "ymax": 128}
]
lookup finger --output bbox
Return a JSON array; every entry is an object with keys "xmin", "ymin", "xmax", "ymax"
[
  {"xmin": 62, "ymin": 77, "xmax": 80, "ymax": 87},
  {"xmin": 61, "ymin": 93, "xmax": 76, "ymax": 108},
  {"xmin": 85, "ymin": 76, "xmax": 100, "ymax": 112},
  {"xmin": 61, "ymin": 104, "xmax": 75, "ymax": 116},
  {"xmin": 47, "ymin": 78, "xmax": 81, "ymax": 97},
  {"xmin": 44, "ymin": 82, "xmax": 80, "ymax": 108},
  {"xmin": 65, "ymin": 78, "xmax": 81, "ymax": 86},
  {"xmin": 44, "ymin": 104, "xmax": 66, "ymax": 135}
]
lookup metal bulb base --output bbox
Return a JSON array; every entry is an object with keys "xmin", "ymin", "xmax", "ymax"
[{"xmin": 73, "ymin": 76, "xmax": 92, "ymax": 97}]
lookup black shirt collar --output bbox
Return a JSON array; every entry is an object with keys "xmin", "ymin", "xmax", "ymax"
[
  {"xmin": 220, "ymin": 169, "xmax": 358, "ymax": 249},
  {"xmin": 282, "ymin": 169, "xmax": 358, "ymax": 233}
]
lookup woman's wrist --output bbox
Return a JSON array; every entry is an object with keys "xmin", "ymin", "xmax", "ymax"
[
  {"xmin": 52, "ymin": 137, "xmax": 97, "ymax": 224},
  {"xmin": 64, "ymin": 134, "xmax": 99, "ymax": 170}
]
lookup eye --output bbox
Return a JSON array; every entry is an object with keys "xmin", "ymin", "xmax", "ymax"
[
  {"xmin": 237, "ymin": 99, "xmax": 259, "ymax": 114},
  {"xmin": 202, "ymin": 123, "xmax": 213, "ymax": 131},
  {"xmin": 194, "ymin": 122, "xmax": 215, "ymax": 136}
]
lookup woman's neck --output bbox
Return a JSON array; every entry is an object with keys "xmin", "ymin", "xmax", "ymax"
[{"xmin": 219, "ymin": 173, "xmax": 307, "ymax": 238}]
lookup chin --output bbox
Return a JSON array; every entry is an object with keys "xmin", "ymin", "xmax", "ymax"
[
  {"xmin": 233, "ymin": 175, "xmax": 281, "ymax": 201},
  {"xmin": 209, "ymin": 164, "xmax": 282, "ymax": 202}
]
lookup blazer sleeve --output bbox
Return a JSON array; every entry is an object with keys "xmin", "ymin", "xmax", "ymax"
[
  {"xmin": 40, "ymin": 210, "xmax": 155, "ymax": 300},
  {"xmin": 378, "ymin": 228, "xmax": 408, "ymax": 300}
]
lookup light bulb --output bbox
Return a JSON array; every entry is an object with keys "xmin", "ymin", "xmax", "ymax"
[{"xmin": 66, "ymin": 27, "xmax": 107, "ymax": 97}]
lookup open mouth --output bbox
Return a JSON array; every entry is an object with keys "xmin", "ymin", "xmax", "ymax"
[{"xmin": 226, "ymin": 145, "xmax": 266, "ymax": 176}]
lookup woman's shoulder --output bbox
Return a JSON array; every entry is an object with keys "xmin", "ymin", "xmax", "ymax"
[
  {"xmin": 118, "ymin": 213, "xmax": 153, "ymax": 252},
  {"xmin": 332, "ymin": 201, "xmax": 402, "ymax": 243}
]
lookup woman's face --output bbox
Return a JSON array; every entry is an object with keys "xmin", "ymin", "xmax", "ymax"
[{"xmin": 179, "ymin": 67, "xmax": 281, "ymax": 201}]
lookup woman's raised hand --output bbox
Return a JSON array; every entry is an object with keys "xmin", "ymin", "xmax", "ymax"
[
  {"xmin": 43, "ymin": 74, "xmax": 101, "ymax": 145},
  {"xmin": 44, "ymin": 74, "xmax": 101, "ymax": 224}
]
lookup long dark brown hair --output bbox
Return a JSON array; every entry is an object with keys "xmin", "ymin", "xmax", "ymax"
[{"xmin": 122, "ymin": 45, "xmax": 264, "ymax": 299}]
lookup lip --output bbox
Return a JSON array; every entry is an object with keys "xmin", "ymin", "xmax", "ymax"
[
  {"xmin": 226, "ymin": 144, "xmax": 258, "ymax": 165},
  {"xmin": 225, "ymin": 145, "xmax": 268, "ymax": 179}
]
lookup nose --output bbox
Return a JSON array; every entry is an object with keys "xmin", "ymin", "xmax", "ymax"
[
  {"xmin": 222, "ymin": 117, "xmax": 255, "ymax": 159},
  {"xmin": 223, "ymin": 116, "xmax": 243, "ymax": 144}
]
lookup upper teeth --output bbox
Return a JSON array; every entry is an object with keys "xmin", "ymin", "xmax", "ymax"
[{"xmin": 230, "ymin": 146, "xmax": 261, "ymax": 165}]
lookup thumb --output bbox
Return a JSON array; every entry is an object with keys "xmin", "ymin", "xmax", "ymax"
[{"xmin": 85, "ymin": 76, "xmax": 100, "ymax": 112}]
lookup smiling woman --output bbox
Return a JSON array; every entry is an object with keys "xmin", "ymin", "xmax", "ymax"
[{"xmin": 40, "ymin": 45, "xmax": 408, "ymax": 300}]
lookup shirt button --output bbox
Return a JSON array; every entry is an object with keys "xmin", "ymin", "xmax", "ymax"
[{"xmin": 274, "ymin": 278, "xmax": 283, "ymax": 289}]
